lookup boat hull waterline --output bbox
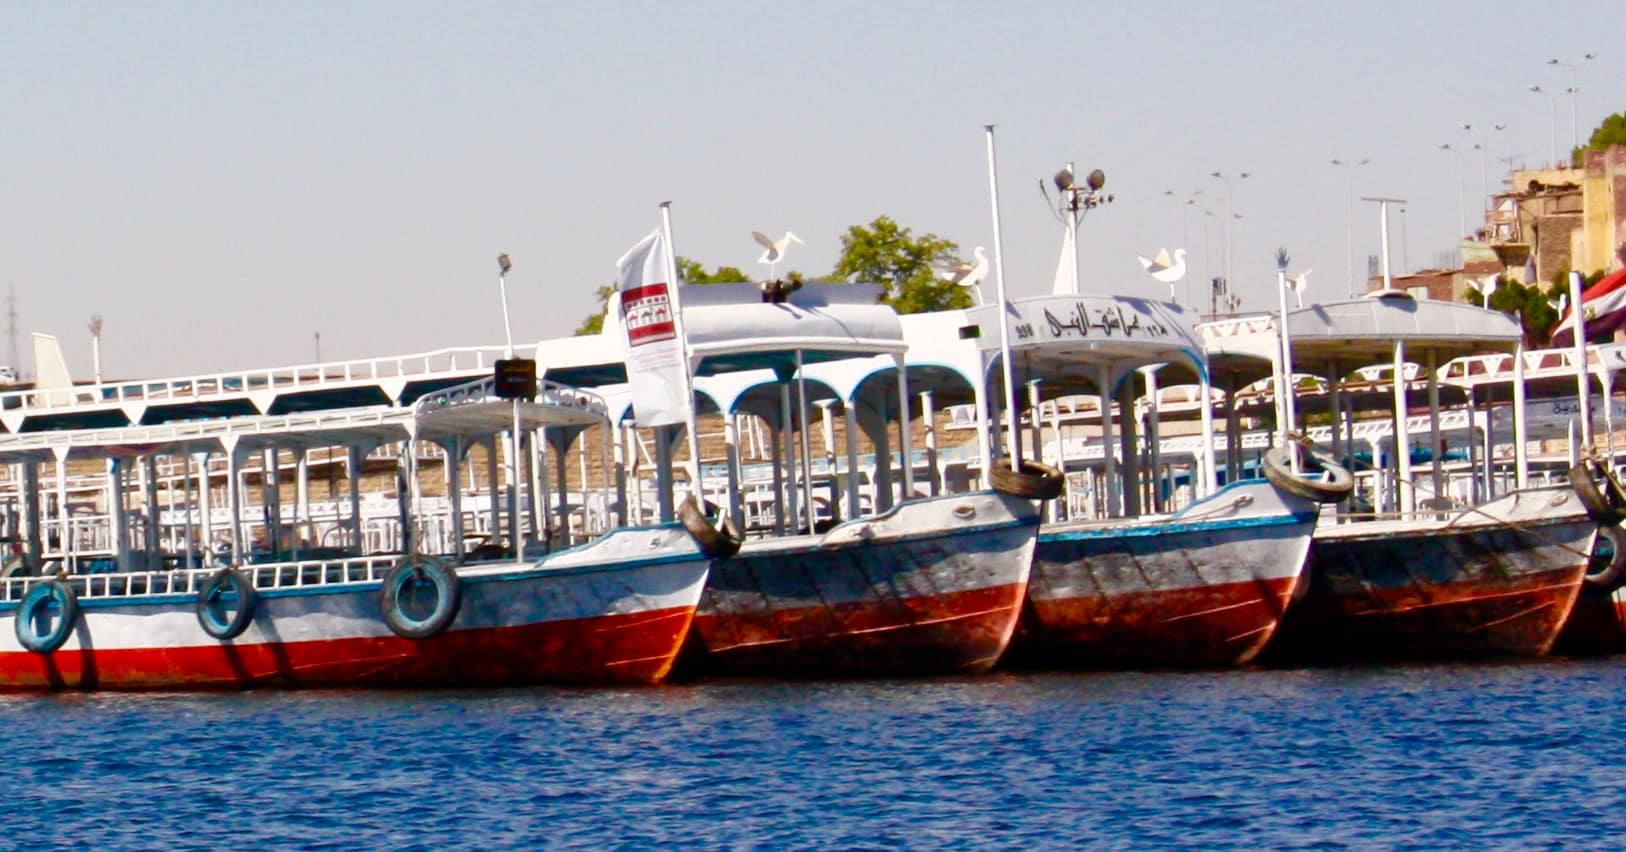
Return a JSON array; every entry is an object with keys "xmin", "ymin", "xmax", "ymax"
[
  {"xmin": 1274, "ymin": 488, "xmax": 1596, "ymax": 660},
  {"xmin": 1008, "ymin": 480, "xmax": 1319, "ymax": 668},
  {"xmin": 0, "ymin": 526, "xmax": 710, "ymax": 691},
  {"xmin": 685, "ymin": 490, "xmax": 1040, "ymax": 677}
]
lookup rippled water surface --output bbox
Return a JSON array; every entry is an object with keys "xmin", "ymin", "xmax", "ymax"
[{"xmin": 3, "ymin": 659, "xmax": 1625, "ymax": 848}]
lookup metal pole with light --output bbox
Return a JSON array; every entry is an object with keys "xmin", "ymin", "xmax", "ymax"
[
  {"xmin": 1548, "ymin": 53, "xmax": 1596, "ymax": 156},
  {"xmin": 497, "ymin": 253, "xmax": 527, "ymax": 563},
  {"xmin": 1274, "ymin": 248, "xmax": 1299, "ymax": 472},
  {"xmin": 1331, "ymin": 158, "xmax": 1370, "ymax": 298},
  {"xmin": 1438, "ymin": 144, "xmax": 1468, "ymax": 240},
  {"xmin": 88, "ymin": 314, "xmax": 103, "ymax": 385},
  {"xmin": 1043, "ymin": 163, "xmax": 1112, "ymax": 296},
  {"xmin": 1462, "ymin": 123, "xmax": 1506, "ymax": 218},
  {"xmin": 1528, "ymin": 85, "xmax": 1560, "ymax": 166},
  {"xmin": 1209, "ymin": 171, "xmax": 1249, "ymax": 297}
]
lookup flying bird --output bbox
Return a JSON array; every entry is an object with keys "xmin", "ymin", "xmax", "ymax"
[
  {"xmin": 753, "ymin": 231, "xmax": 803, "ymax": 279},
  {"xmin": 1137, "ymin": 248, "xmax": 1187, "ymax": 284},
  {"xmin": 938, "ymin": 246, "xmax": 989, "ymax": 305}
]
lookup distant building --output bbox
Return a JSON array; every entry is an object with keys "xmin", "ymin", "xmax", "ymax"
[
  {"xmin": 1485, "ymin": 146, "xmax": 1626, "ymax": 285},
  {"xmin": 1371, "ymin": 145, "xmax": 1626, "ymax": 304}
]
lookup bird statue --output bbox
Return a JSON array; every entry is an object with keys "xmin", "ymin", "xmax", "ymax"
[
  {"xmin": 753, "ymin": 231, "xmax": 803, "ymax": 279},
  {"xmin": 1470, "ymin": 275, "xmax": 1499, "ymax": 308},
  {"xmin": 937, "ymin": 246, "xmax": 989, "ymax": 305},
  {"xmin": 1288, "ymin": 269, "xmax": 1311, "ymax": 308},
  {"xmin": 1137, "ymin": 248, "xmax": 1187, "ymax": 284}
]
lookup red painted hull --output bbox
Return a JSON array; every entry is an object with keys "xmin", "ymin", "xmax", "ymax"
[
  {"xmin": 0, "ymin": 605, "xmax": 696, "ymax": 691},
  {"xmin": 1012, "ymin": 576, "xmax": 1299, "ymax": 668},
  {"xmin": 689, "ymin": 581, "xmax": 1027, "ymax": 677},
  {"xmin": 1280, "ymin": 567, "xmax": 1583, "ymax": 659},
  {"xmin": 1272, "ymin": 505, "xmax": 1594, "ymax": 661},
  {"xmin": 685, "ymin": 491, "xmax": 1039, "ymax": 677},
  {"xmin": 1005, "ymin": 481, "xmax": 1317, "ymax": 668}
]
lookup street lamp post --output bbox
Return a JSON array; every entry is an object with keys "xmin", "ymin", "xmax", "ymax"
[
  {"xmin": 496, "ymin": 253, "xmax": 526, "ymax": 562},
  {"xmin": 1547, "ymin": 53, "xmax": 1596, "ymax": 155},
  {"xmin": 1462, "ymin": 123, "xmax": 1506, "ymax": 217},
  {"xmin": 1209, "ymin": 171, "xmax": 1249, "ymax": 297},
  {"xmin": 1331, "ymin": 158, "xmax": 1370, "ymax": 298},
  {"xmin": 88, "ymin": 314, "xmax": 103, "ymax": 385},
  {"xmin": 1438, "ymin": 143, "xmax": 1468, "ymax": 240},
  {"xmin": 1165, "ymin": 188, "xmax": 1203, "ymax": 307},
  {"xmin": 1528, "ymin": 85, "xmax": 1563, "ymax": 166}
]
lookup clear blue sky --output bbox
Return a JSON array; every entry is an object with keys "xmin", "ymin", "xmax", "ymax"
[{"xmin": 2, "ymin": 1, "xmax": 1622, "ymax": 379}]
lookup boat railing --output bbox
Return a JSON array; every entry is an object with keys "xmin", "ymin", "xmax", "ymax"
[
  {"xmin": 411, "ymin": 376, "xmax": 608, "ymax": 420},
  {"xmin": 0, "ymin": 343, "xmax": 519, "ymax": 416},
  {"xmin": 0, "ymin": 554, "xmax": 402, "ymax": 604}
]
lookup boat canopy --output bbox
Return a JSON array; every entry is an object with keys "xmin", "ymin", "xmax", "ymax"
[
  {"xmin": 671, "ymin": 282, "xmax": 905, "ymax": 376},
  {"xmin": 0, "ymin": 378, "xmax": 607, "ymax": 464},
  {"xmin": 1203, "ymin": 292, "xmax": 1523, "ymax": 384},
  {"xmin": 941, "ymin": 294, "xmax": 1207, "ymax": 393}
]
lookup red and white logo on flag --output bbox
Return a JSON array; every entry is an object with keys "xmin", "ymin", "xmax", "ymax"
[{"xmin": 621, "ymin": 282, "xmax": 677, "ymax": 345}]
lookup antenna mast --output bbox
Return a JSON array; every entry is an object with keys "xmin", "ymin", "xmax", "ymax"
[{"xmin": 6, "ymin": 285, "xmax": 18, "ymax": 379}]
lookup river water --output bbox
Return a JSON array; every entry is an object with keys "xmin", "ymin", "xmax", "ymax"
[{"xmin": 3, "ymin": 659, "xmax": 1624, "ymax": 848}]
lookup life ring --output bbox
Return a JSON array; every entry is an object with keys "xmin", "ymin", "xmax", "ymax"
[
  {"xmin": 1262, "ymin": 446, "xmax": 1354, "ymax": 504},
  {"xmin": 1569, "ymin": 458, "xmax": 1626, "ymax": 526},
  {"xmin": 15, "ymin": 579, "xmax": 78, "ymax": 654},
  {"xmin": 679, "ymin": 495, "xmax": 742, "ymax": 558},
  {"xmin": 990, "ymin": 459, "xmax": 1066, "ymax": 500},
  {"xmin": 196, "ymin": 568, "xmax": 257, "ymax": 640},
  {"xmin": 1585, "ymin": 525, "xmax": 1626, "ymax": 590},
  {"xmin": 380, "ymin": 556, "xmax": 461, "ymax": 639}
]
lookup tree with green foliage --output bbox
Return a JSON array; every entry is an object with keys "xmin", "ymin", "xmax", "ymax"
[
  {"xmin": 573, "ymin": 284, "xmax": 617, "ymax": 336},
  {"xmin": 1573, "ymin": 112, "xmax": 1626, "ymax": 167},
  {"xmin": 573, "ymin": 258, "xmax": 751, "ymax": 336},
  {"xmin": 830, "ymin": 216, "xmax": 972, "ymax": 314},
  {"xmin": 1466, "ymin": 267, "xmax": 1606, "ymax": 346}
]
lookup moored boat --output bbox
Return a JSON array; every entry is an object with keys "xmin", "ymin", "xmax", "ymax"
[
  {"xmin": 689, "ymin": 487, "xmax": 1038, "ymax": 676},
  {"xmin": 898, "ymin": 287, "xmax": 1342, "ymax": 669},
  {"xmin": 0, "ymin": 377, "xmax": 711, "ymax": 690},
  {"xmin": 1013, "ymin": 478, "xmax": 1321, "ymax": 667},
  {"xmin": 1280, "ymin": 488, "xmax": 1595, "ymax": 659},
  {"xmin": 1205, "ymin": 291, "xmax": 1605, "ymax": 661},
  {"xmin": 600, "ymin": 231, "xmax": 1044, "ymax": 676}
]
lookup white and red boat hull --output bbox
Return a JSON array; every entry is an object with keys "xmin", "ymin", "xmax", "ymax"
[
  {"xmin": 685, "ymin": 490, "xmax": 1039, "ymax": 677},
  {"xmin": 1273, "ymin": 488, "xmax": 1595, "ymax": 660},
  {"xmin": 0, "ymin": 526, "xmax": 710, "ymax": 691},
  {"xmin": 1008, "ymin": 480, "xmax": 1319, "ymax": 668}
]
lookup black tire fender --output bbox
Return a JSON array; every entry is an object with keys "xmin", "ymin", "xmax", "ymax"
[
  {"xmin": 679, "ymin": 495, "xmax": 742, "ymax": 559},
  {"xmin": 15, "ymin": 579, "xmax": 78, "ymax": 655},
  {"xmin": 1586, "ymin": 525, "xmax": 1626, "ymax": 590},
  {"xmin": 1569, "ymin": 459, "xmax": 1626, "ymax": 526},
  {"xmin": 990, "ymin": 459, "xmax": 1066, "ymax": 501},
  {"xmin": 380, "ymin": 556, "xmax": 462, "ymax": 639},
  {"xmin": 196, "ymin": 568, "xmax": 258, "ymax": 641},
  {"xmin": 1263, "ymin": 446, "xmax": 1354, "ymax": 504}
]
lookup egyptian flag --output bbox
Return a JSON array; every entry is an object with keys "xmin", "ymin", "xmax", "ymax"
[{"xmin": 1551, "ymin": 266, "xmax": 1626, "ymax": 347}]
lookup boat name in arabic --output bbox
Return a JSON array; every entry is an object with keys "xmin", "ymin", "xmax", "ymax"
[{"xmin": 1041, "ymin": 302, "xmax": 1169, "ymax": 339}]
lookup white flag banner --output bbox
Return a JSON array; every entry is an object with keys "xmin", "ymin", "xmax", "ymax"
[{"xmin": 616, "ymin": 229, "xmax": 693, "ymax": 427}]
